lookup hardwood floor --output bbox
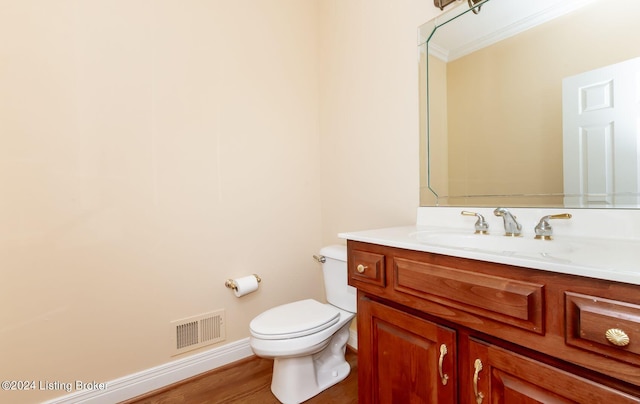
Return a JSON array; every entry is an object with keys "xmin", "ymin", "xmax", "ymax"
[{"xmin": 121, "ymin": 349, "xmax": 357, "ymax": 404}]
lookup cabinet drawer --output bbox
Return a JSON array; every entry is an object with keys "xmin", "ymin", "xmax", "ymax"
[
  {"xmin": 393, "ymin": 257, "xmax": 544, "ymax": 334},
  {"xmin": 566, "ymin": 292, "xmax": 640, "ymax": 366},
  {"xmin": 348, "ymin": 249, "xmax": 385, "ymax": 289}
]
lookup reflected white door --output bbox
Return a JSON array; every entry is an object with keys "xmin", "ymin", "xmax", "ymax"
[{"xmin": 562, "ymin": 57, "xmax": 640, "ymax": 207}]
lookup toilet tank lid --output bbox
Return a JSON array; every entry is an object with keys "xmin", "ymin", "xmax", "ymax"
[{"xmin": 319, "ymin": 244, "xmax": 346, "ymax": 261}]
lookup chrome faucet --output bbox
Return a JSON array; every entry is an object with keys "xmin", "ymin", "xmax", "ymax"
[{"xmin": 493, "ymin": 207, "xmax": 522, "ymax": 237}]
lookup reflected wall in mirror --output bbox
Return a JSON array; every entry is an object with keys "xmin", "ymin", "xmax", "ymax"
[{"xmin": 419, "ymin": 0, "xmax": 640, "ymax": 208}]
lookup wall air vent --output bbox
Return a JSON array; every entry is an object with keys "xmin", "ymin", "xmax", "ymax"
[{"xmin": 170, "ymin": 309, "xmax": 225, "ymax": 356}]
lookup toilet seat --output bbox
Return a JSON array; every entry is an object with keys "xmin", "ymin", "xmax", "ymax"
[{"xmin": 250, "ymin": 299, "xmax": 340, "ymax": 340}]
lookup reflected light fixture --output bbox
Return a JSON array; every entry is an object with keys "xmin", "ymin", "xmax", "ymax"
[{"xmin": 434, "ymin": 0, "xmax": 483, "ymax": 14}]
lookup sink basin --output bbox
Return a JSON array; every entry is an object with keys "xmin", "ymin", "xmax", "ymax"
[
  {"xmin": 409, "ymin": 230, "xmax": 574, "ymax": 257},
  {"xmin": 408, "ymin": 229, "xmax": 639, "ymax": 273}
]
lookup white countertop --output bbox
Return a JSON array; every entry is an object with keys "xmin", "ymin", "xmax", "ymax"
[{"xmin": 338, "ymin": 207, "xmax": 640, "ymax": 286}]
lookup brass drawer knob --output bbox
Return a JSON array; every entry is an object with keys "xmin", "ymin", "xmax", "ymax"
[
  {"xmin": 356, "ymin": 264, "xmax": 367, "ymax": 274},
  {"xmin": 605, "ymin": 328, "xmax": 630, "ymax": 347}
]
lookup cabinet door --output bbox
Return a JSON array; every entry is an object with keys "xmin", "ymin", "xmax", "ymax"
[
  {"xmin": 358, "ymin": 297, "xmax": 456, "ymax": 404},
  {"xmin": 466, "ymin": 338, "xmax": 640, "ymax": 403}
]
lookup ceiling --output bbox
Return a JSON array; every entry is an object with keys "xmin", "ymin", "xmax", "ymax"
[{"xmin": 429, "ymin": 0, "xmax": 596, "ymax": 61}]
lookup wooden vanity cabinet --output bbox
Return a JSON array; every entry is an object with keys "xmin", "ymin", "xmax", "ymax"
[
  {"xmin": 358, "ymin": 298, "xmax": 456, "ymax": 403},
  {"xmin": 348, "ymin": 240, "xmax": 640, "ymax": 403}
]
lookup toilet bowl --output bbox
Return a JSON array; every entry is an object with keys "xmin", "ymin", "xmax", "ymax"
[{"xmin": 249, "ymin": 245, "xmax": 356, "ymax": 404}]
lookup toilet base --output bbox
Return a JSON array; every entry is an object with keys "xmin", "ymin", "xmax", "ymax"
[{"xmin": 270, "ymin": 323, "xmax": 352, "ymax": 404}]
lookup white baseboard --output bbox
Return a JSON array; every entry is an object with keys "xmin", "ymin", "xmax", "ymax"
[
  {"xmin": 44, "ymin": 338, "xmax": 253, "ymax": 404},
  {"xmin": 45, "ymin": 330, "xmax": 358, "ymax": 404}
]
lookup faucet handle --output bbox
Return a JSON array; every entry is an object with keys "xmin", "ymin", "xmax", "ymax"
[
  {"xmin": 461, "ymin": 211, "xmax": 489, "ymax": 234},
  {"xmin": 534, "ymin": 213, "xmax": 572, "ymax": 240}
]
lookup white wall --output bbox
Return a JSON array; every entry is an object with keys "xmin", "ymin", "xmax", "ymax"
[{"xmin": 0, "ymin": 0, "xmax": 442, "ymax": 402}]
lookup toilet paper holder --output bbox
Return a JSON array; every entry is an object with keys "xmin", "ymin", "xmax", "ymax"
[{"xmin": 225, "ymin": 274, "xmax": 261, "ymax": 291}]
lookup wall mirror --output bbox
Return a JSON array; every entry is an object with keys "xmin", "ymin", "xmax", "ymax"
[{"xmin": 419, "ymin": 0, "xmax": 640, "ymax": 208}]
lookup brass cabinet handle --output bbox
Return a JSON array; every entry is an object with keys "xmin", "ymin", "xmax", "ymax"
[
  {"xmin": 605, "ymin": 328, "xmax": 630, "ymax": 347},
  {"xmin": 438, "ymin": 344, "xmax": 449, "ymax": 385},
  {"xmin": 473, "ymin": 359, "xmax": 484, "ymax": 404},
  {"xmin": 356, "ymin": 264, "xmax": 367, "ymax": 274}
]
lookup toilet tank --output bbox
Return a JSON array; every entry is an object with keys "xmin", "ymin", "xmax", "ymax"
[{"xmin": 319, "ymin": 245, "xmax": 357, "ymax": 313}]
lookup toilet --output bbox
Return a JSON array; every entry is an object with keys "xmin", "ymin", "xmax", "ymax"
[{"xmin": 249, "ymin": 245, "xmax": 356, "ymax": 404}]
